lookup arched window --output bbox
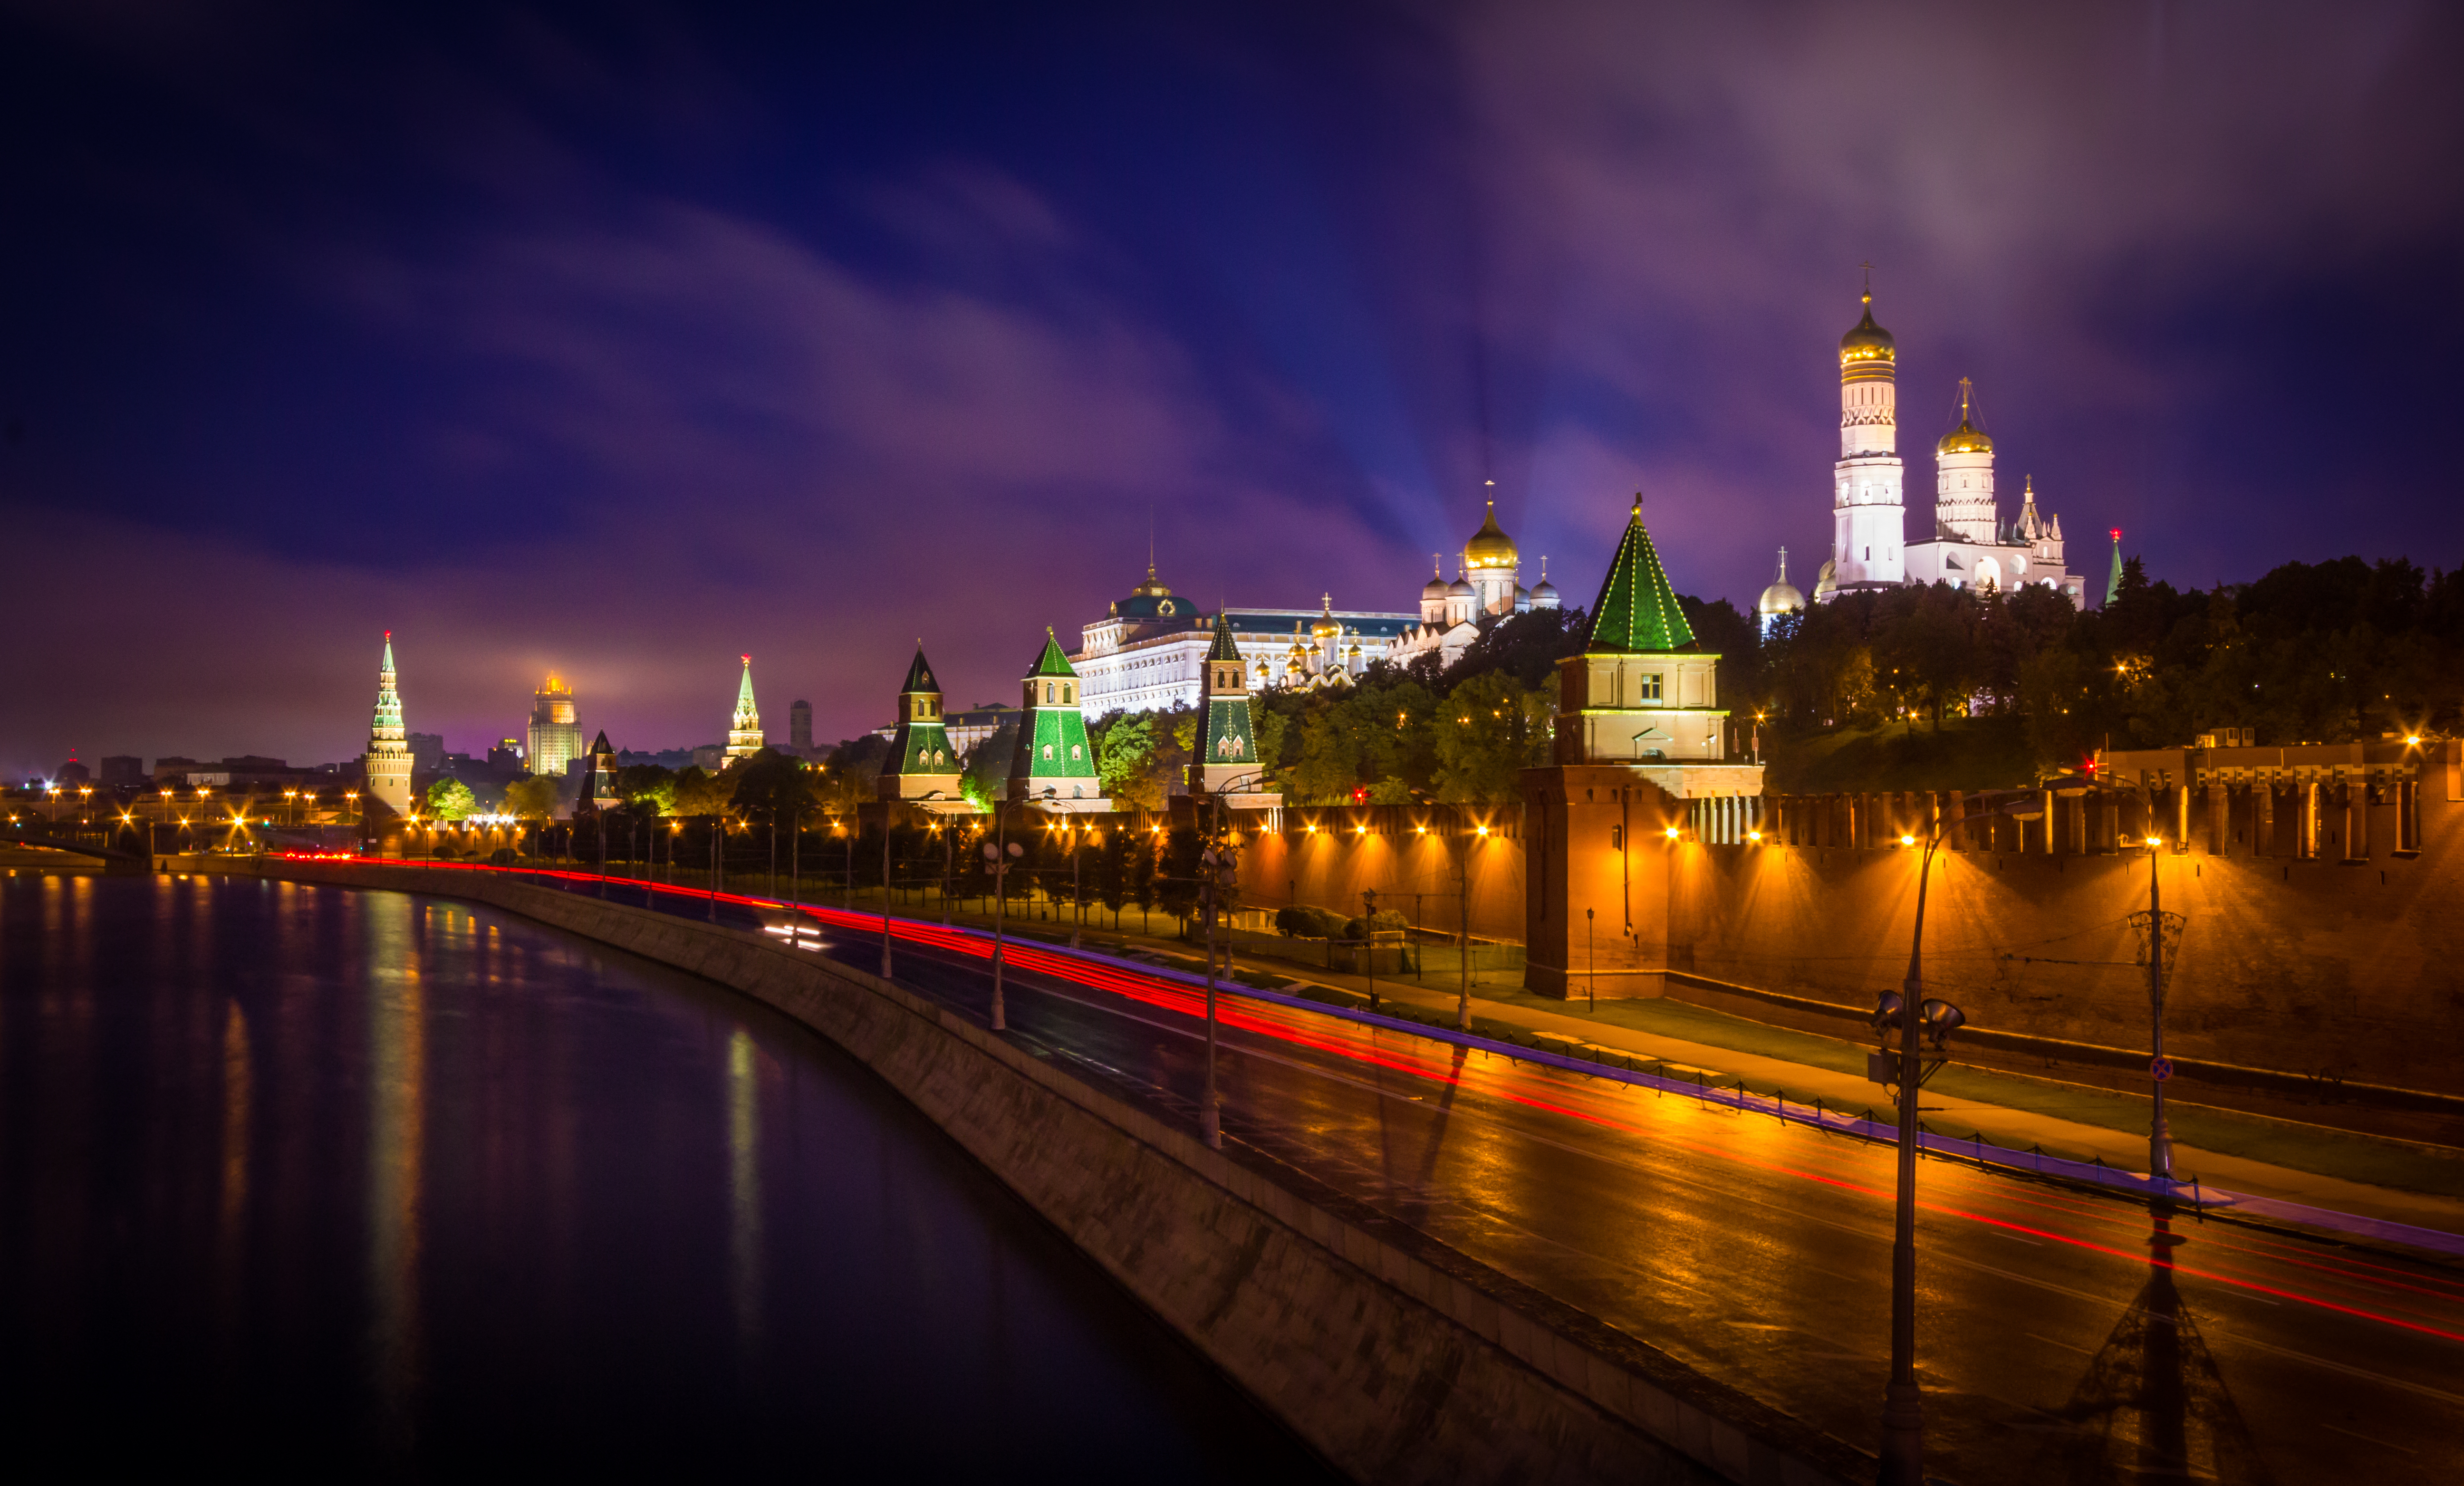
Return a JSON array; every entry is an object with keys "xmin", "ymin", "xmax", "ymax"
[{"xmin": 1042, "ymin": 744, "xmax": 1054, "ymax": 761}]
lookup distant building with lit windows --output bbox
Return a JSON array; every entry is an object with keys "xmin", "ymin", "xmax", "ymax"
[{"xmin": 528, "ymin": 673, "xmax": 582, "ymax": 781}]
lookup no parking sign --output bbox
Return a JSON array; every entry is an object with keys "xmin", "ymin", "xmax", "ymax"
[{"xmin": 2150, "ymin": 1056, "xmax": 2175, "ymax": 1083}]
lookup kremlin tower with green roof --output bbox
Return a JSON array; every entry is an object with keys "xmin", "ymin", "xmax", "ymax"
[
  {"xmin": 1552, "ymin": 497, "xmax": 1742, "ymax": 771},
  {"xmin": 1006, "ymin": 630, "xmax": 1108, "ymax": 811},
  {"xmin": 1189, "ymin": 612, "xmax": 1280, "ymax": 805},
  {"xmin": 1521, "ymin": 498, "xmax": 1765, "ymax": 1003},
  {"xmin": 877, "ymin": 644, "xmax": 964, "ymax": 805},
  {"xmin": 363, "ymin": 631, "xmax": 412, "ymax": 820}
]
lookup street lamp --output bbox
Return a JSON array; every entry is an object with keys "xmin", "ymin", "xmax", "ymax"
[
  {"xmin": 1878, "ymin": 790, "xmax": 2042, "ymax": 1486},
  {"xmin": 982, "ymin": 791, "xmax": 1040, "ymax": 1031},
  {"xmin": 2140, "ymin": 830, "xmax": 2177, "ymax": 1182}
]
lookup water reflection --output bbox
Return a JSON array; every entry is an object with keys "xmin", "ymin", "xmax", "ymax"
[
  {"xmin": 728, "ymin": 1025, "xmax": 763, "ymax": 1361},
  {"xmin": 0, "ymin": 875, "xmax": 1330, "ymax": 1479},
  {"xmin": 219, "ymin": 998, "xmax": 252, "ymax": 1326},
  {"xmin": 366, "ymin": 898, "xmax": 427, "ymax": 1455}
]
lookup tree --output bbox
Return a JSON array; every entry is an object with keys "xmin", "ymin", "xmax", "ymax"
[
  {"xmin": 424, "ymin": 777, "xmax": 477, "ymax": 820},
  {"xmin": 1092, "ymin": 712, "xmax": 1165, "ymax": 810},
  {"xmin": 670, "ymin": 766, "xmax": 734, "ymax": 820},
  {"xmin": 614, "ymin": 764, "xmax": 675, "ymax": 816},
  {"xmin": 730, "ymin": 748, "xmax": 811, "ymax": 824},
  {"xmin": 1432, "ymin": 671, "xmax": 1553, "ymax": 803},
  {"xmin": 502, "ymin": 776, "xmax": 558, "ymax": 822}
]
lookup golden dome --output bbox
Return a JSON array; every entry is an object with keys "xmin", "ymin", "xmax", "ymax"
[
  {"xmin": 1936, "ymin": 377, "xmax": 1992, "ymax": 455},
  {"xmin": 1463, "ymin": 491, "xmax": 1517, "ymax": 569},
  {"xmin": 1839, "ymin": 293, "xmax": 1894, "ymax": 357},
  {"xmin": 1128, "ymin": 561, "xmax": 1172, "ymax": 598},
  {"xmin": 1310, "ymin": 594, "xmax": 1341, "ymax": 638},
  {"xmin": 1936, "ymin": 418, "xmax": 1993, "ymax": 455}
]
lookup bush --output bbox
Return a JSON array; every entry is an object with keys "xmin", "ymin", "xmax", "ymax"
[
  {"xmin": 1274, "ymin": 904, "xmax": 1349, "ymax": 939},
  {"xmin": 1342, "ymin": 908, "xmax": 1413, "ymax": 940}
]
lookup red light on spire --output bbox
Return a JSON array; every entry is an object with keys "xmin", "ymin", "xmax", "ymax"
[
  {"xmin": 385, "ymin": 629, "xmax": 393, "ymax": 641},
  {"xmin": 2108, "ymin": 528, "xmax": 2122, "ymax": 542}
]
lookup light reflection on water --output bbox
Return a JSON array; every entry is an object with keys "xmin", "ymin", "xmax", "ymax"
[{"xmin": 0, "ymin": 875, "xmax": 1328, "ymax": 1479}]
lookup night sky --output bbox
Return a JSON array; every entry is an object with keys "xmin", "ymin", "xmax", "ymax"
[{"xmin": 4, "ymin": 1, "xmax": 2460, "ymax": 774}]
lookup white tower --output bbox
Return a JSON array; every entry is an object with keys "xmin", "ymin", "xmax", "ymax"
[
  {"xmin": 724, "ymin": 655, "xmax": 763, "ymax": 762},
  {"xmin": 364, "ymin": 631, "xmax": 412, "ymax": 819},
  {"xmin": 1933, "ymin": 377, "xmax": 1998, "ymax": 547},
  {"xmin": 1830, "ymin": 284, "xmax": 1905, "ymax": 593}
]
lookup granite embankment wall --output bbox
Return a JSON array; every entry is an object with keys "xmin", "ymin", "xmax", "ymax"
[{"xmin": 253, "ymin": 859, "xmax": 1851, "ymax": 1486}]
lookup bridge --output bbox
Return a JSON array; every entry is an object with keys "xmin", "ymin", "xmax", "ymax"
[{"xmin": 1, "ymin": 819, "xmax": 162, "ymax": 867}]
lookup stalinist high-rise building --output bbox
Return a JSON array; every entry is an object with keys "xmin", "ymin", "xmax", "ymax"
[
  {"xmin": 528, "ymin": 673, "xmax": 581, "ymax": 780},
  {"xmin": 364, "ymin": 632, "xmax": 413, "ymax": 819}
]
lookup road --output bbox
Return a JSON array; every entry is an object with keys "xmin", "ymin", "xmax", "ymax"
[{"xmin": 575, "ymin": 872, "xmax": 2464, "ymax": 1484}]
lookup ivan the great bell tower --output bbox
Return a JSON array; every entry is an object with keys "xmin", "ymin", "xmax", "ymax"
[{"xmin": 1828, "ymin": 285, "xmax": 1905, "ymax": 594}]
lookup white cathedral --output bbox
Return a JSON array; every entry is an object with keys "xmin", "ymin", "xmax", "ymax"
[
  {"xmin": 1069, "ymin": 486, "xmax": 1561, "ymax": 718},
  {"xmin": 1760, "ymin": 288, "xmax": 2086, "ymax": 630}
]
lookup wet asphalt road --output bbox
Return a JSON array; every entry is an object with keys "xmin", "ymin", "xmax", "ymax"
[{"xmin": 577, "ymin": 875, "xmax": 2464, "ymax": 1485}]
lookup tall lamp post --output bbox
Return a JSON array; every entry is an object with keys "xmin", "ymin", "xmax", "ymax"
[
  {"xmin": 1193, "ymin": 772, "xmax": 1263, "ymax": 1150},
  {"xmin": 1879, "ymin": 791, "xmax": 2042, "ymax": 1486},
  {"xmin": 983, "ymin": 789, "xmax": 1046, "ymax": 1031},
  {"xmin": 2138, "ymin": 824, "xmax": 2178, "ymax": 1182},
  {"xmin": 880, "ymin": 803, "xmax": 895, "ymax": 979}
]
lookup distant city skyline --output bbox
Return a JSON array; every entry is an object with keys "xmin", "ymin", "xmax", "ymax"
[{"xmin": 3, "ymin": 3, "xmax": 2459, "ymax": 775}]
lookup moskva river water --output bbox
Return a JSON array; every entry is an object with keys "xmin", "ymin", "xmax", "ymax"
[{"xmin": 0, "ymin": 872, "xmax": 1330, "ymax": 1477}]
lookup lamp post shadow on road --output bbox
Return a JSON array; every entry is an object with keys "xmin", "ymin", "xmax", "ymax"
[{"xmin": 1878, "ymin": 789, "xmax": 2043, "ymax": 1486}]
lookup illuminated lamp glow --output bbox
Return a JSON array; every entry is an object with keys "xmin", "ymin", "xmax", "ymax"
[
  {"xmin": 1663, "ymin": 825, "xmax": 1679, "ymax": 840},
  {"xmin": 1900, "ymin": 834, "xmax": 1915, "ymax": 847}
]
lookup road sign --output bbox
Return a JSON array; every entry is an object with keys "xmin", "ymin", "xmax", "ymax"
[{"xmin": 2150, "ymin": 1056, "xmax": 2174, "ymax": 1083}]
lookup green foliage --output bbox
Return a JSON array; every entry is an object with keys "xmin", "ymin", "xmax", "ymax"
[
  {"xmin": 1091, "ymin": 712, "xmax": 1164, "ymax": 810},
  {"xmin": 728, "ymin": 748, "xmax": 811, "ymax": 822},
  {"xmin": 1275, "ymin": 904, "xmax": 1349, "ymax": 938},
  {"xmin": 669, "ymin": 766, "xmax": 734, "ymax": 819},
  {"xmin": 1752, "ymin": 554, "xmax": 2464, "ymax": 785},
  {"xmin": 1432, "ymin": 670, "xmax": 1555, "ymax": 803},
  {"xmin": 423, "ymin": 777, "xmax": 477, "ymax": 820},
  {"xmin": 501, "ymin": 776, "xmax": 559, "ymax": 821},
  {"xmin": 613, "ymin": 764, "xmax": 675, "ymax": 816},
  {"xmin": 1441, "ymin": 607, "xmax": 1590, "ymax": 690}
]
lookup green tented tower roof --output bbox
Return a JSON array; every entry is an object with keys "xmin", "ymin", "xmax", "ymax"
[
  {"xmin": 1026, "ymin": 629, "xmax": 1078, "ymax": 679},
  {"xmin": 1584, "ymin": 497, "xmax": 1697, "ymax": 654},
  {"xmin": 901, "ymin": 644, "xmax": 940, "ymax": 695},
  {"xmin": 1205, "ymin": 611, "xmax": 1241, "ymax": 663},
  {"xmin": 2105, "ymin": 532, "xmax": 2125, "ymax": 609}
]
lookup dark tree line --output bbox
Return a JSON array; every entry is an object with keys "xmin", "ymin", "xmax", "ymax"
[{"xmin": 1750, "ymin": 555, "xmax": 2464, "ymax": 770}]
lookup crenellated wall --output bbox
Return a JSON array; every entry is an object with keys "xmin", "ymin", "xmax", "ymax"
[{"xmin": 1522, "ymin": 747, "xmax": 2464, "ymax": 1098}]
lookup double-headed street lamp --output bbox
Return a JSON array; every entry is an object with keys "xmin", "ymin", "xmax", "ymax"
[{"xmin": 1879, "ymin": 790, "xmax": 2043, "ymax": 1486}]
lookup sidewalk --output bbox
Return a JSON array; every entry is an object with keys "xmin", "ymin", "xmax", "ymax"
[{"xmin": 648, "ymin": 876, "xmax": 2464, "ymax": 1240}]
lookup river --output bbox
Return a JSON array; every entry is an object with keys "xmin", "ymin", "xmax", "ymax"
[{"xmin": 0, "ymin": 871, "xmax": 1332, "ymax": 1477}]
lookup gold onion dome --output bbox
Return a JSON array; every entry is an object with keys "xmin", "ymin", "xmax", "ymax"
[
  {"xmin": 1129, "ymin": 562, "xmax": 1172, "ymax": 598},
  {"xmin": 1839, "ymin": 292, "xmax": 1894, "ymax": 364},
  {"xmin": 1463, "ymin": 494, "xmax": 1517, "ymax": 568},
  {"xmin": 1936, "ymin": 379, "xmax": 1992, "ymax": 455},
  {"xmin": 1311, "ymin": 594, "xmax": 1341, "ymax": 638},
  {"xmin": 1937, "ymin": 418, "xmax": 1993, "ymax": 455}
]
